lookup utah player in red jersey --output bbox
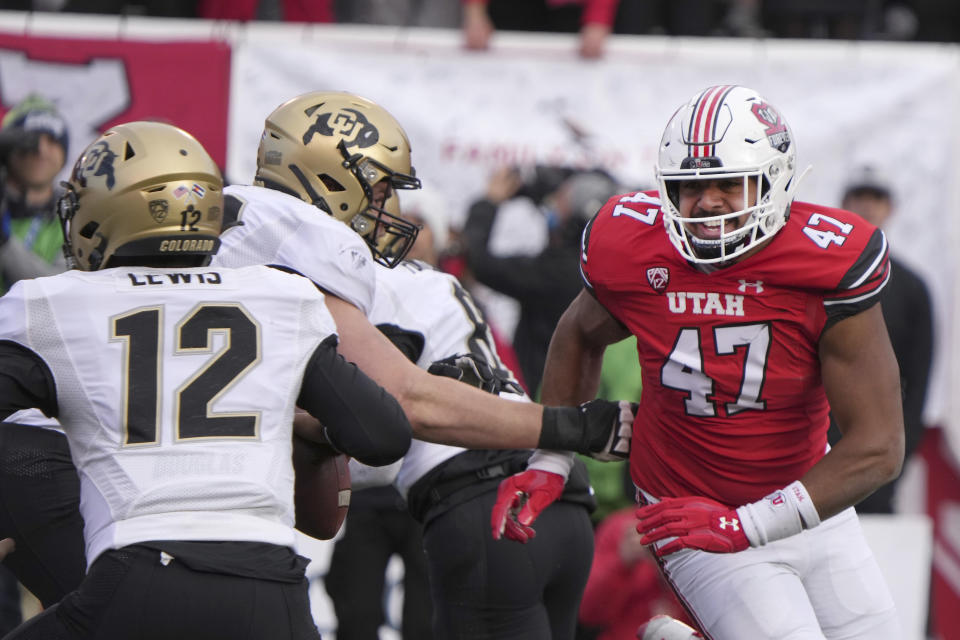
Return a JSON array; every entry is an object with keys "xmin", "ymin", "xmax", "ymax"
[{"xmin": 491, "ymin": 85, "xmax": 904, "ymax": 639}]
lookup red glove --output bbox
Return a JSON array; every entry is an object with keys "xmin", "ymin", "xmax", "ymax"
[
  {"xmin": 635, "ymin": 496, "xmax": 749, "ymax": 557},
  {"xmin": 490, "ymin": 469, "xmax": 565, "ymax": 543}
]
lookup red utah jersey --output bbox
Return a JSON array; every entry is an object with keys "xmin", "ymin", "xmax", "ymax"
[{"xmin": 582, "ymin": 190, "xmax": 890, "ymax": 506}]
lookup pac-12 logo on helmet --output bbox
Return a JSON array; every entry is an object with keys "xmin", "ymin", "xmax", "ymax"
[
  {"xmin": 303, "ymin": 106, "xmax": 379, "ymax": 150},
  {"xmin": 74, "ymin": 141, "xmax": 118, "ymax": 190}
]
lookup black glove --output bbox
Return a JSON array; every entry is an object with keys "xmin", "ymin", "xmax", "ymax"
[
  {"xmin": 538, "ymin": 399, "xmax": 636, "ymax": 459},
  {"xmin": 427, "ymin": 353, "xmax": 523, "ymax": 396}
]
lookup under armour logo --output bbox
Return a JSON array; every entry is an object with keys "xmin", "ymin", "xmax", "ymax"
[
  {"xmin": 718, "ymin": 516, "xmax": 740, "ymax": 531},
  {"xmin": 737, "ymin": 279, "xmax": 764, "ymax": 293}
]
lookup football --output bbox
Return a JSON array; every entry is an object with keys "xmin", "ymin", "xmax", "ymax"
[
  {"xmin": 637, "ymin": 615, "xmax": 702, "ymax": 640},
  {"xmin": 292, "ymin": 434, "xmax": 351, "ymax": 540}
]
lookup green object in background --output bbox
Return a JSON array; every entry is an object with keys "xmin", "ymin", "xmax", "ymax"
[
  {"xmin": 578, "ymin": 457, "xmax": 630, "ymax": 523},
  {"xmin": 596, "ymin": 335, "xmax": 642, "ymax": 403},
  {"xmin": 582, "ymin": 335, "xmax": 642, "ymax": 522}
]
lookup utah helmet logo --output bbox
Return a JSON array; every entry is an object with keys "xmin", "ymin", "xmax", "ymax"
[
  {"xmin": 750, "ymin": 102, "xmax": 790, "ymax": 153},
  {"xmin": 646, "ymin": 266, "xmax": 670, "ymax": 294},
  {"xmin": 303, "ymin": 106, "xmax": 379, "ymax": 150},
  {"xmin": 148, "ymin": 199, "xmax": 169, "ymax": 223},
  {"xmin": 74, "ymin": 141, "xmax": 118, "ymax": 190}
]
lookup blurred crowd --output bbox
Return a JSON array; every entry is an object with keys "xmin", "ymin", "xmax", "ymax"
[{"xmin": 2, "ymin": 0, "xmax": 958, "ymax": 56}]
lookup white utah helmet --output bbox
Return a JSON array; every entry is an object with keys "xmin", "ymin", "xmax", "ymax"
[{"xmin": 656, "ymin": 85, "xmax": 808, "ymax": 264}]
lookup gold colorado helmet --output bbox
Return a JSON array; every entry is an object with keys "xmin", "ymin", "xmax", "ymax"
[
  {"xmin": 254, "ymin": 91, "xmax": 421, "ymax": 268},
  {"xmin": 58, "ymin": 121, "xmax": 223, "ymax": 271}
]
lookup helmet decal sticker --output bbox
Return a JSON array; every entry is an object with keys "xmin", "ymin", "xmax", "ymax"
[
  {"xmin": 750, "ymin": 102, "xmax": 790, "ymax": 152},
  {"xmin": 148, "ymin": 199, "xmax": 169, "ymax": 223},
  {"xmin": 303, "ymin": 107, "xmax": 379, "ymax": 150},
  {"xmin": 76, "ymin": 141, "xmax": 118, "ymax": 190}
]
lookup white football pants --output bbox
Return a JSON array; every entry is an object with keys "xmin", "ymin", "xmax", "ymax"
[{"xmin": 645, "ymin": 500, "xmax": 901, "ymax": 639}]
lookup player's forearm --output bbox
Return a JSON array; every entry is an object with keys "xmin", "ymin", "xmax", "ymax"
[
  {"xmin": 813, "ymin": 305, "xmax": 905, "ymax": 519},
  {"xmin": 800, "ymin": 428, "xmax": 903, "ymax": 520},
  {"xmin": 406, "ymin": 374, "xmax": 544, "ymax": 448},
  {"xmin": 540, "ymin": 314, "xmax": 605, "ymax": 405}
]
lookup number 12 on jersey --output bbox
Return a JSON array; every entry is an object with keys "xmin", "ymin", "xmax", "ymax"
[{"xmin": 111, "ymin": 303, "xmax": 262, "ymax": 446}]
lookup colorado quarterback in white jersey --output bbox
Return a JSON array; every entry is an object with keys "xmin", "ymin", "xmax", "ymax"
[{"xmin": 0, "ymin": 121, "xmax": 411, "ymax": 639}]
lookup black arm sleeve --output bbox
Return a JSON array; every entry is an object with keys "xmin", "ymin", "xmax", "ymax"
[
  {"xmin": 375, "ymin": 323, "xmax": 424, "ymax": 363},
  {"xmin": 296, "ymin": 335, "xmax": 411, "ymax": 466},
  {"xmin": 0, "ymin": 340, "xmax": 58, "ymax": 420}
]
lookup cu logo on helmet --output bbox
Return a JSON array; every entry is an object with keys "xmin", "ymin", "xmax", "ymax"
[
  {"xmin": 750, "ymin": 102, "xmax": 790, "ymax": 152},
  {"xmin": 304, "ymin": 107, "xmax": 379, "ymax": 150},
  {"xmin": 75, "ymin": 141, "xmax": 118, "ymax": 190}
]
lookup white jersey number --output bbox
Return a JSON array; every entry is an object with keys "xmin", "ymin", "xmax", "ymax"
[
  {"xmin": 611, "ymin": 192, "xmax": 661, "ymax": 225},
  {"xmin": 112, "ymin": 303, "xmax": 262, "ymax": 446},
  {"xmin": 802, "ymin": 212, "xmax": 854, "ymax": 249},
  {"xmin": 660, "ymin": 323, "xmax": 770, "ymax": 417}
]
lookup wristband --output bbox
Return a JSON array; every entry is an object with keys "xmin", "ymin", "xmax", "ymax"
[
  {"xmin": 527, "ymin": 450, "xmax": 575, "ymax": 480},
  {"xmin": 539, "ymin": 401, "xmax": 619, "ymax": 453},
  {"xmin": 736, "ymin": 480, "xmax": 821, "ymax": 547}
]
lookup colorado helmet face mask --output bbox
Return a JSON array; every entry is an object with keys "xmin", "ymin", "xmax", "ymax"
[
  {"xmin": 59, "ymin": 121, "xmax": 223, "ymax": 271},
  {"xmin": 255, "ymin": 91, "xmax": 421, "ymax": 268}
]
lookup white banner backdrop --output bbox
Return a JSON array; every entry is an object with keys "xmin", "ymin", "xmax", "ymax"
[{"xmin": 229, "ymin": 26, "xmax": 960, "ymax": 453}]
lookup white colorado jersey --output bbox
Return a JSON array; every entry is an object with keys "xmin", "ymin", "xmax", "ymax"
[
  {"xmin": 369, "ymin": 260, "xmax": 526, "ymax": 496},
  {"xmin": 0, "ymin": 265, "xmax": 336, "ymax": 564},
  {"xmin": 213, "ymin": 184, "xmax": 377, "ymax": 316}
]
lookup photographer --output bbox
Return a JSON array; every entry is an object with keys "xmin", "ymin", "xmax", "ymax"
[
  {"xmin": 0, "ymin": 95, "xmax": 74, "ymax": 634},
  {"xmin": 0, "ymin": 95, "xmax": 70, "ymax": 294},
  {"xmin": 462, "ymin": 165, "xmax": 620, "ymax": 397}
]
